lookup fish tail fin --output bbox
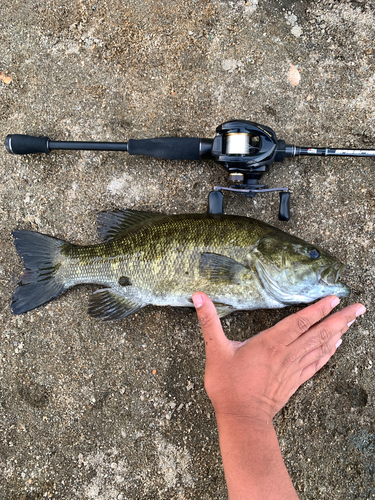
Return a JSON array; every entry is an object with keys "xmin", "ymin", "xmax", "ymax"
[{"xmin": 11, "ymin": 230, "xmax": 68, "ymax": 315}]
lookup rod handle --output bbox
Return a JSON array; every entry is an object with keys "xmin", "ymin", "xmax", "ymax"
[
  {"xmin": 127, "ymin": 137, "xmax": 202, "ymax": 160},
  {"xmin": 5, "ymin": 134, "xmax": 50, "ymax": 155}
]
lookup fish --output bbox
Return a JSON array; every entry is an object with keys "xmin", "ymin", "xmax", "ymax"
[{"xmin": 11, "ymin": 210, "xmax": 350, "ymax": 320}]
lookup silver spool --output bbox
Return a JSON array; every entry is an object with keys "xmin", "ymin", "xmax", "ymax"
[{"xmin": 225, "ymin": 133, "xmax": 250, "ymax": 155}]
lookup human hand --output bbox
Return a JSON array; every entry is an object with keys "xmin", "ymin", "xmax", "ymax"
[{"xmin": 192, "ymin": 293, "xmax": 366, "ymax": 422}]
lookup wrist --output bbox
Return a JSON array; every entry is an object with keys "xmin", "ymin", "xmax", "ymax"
[
  {"xmin": 215, "ymin": 411, "xmax": 275, "ymax": 431},
  {"xmin": 210, "ymin": 397, "xmax": 276, "ymax": 424}
]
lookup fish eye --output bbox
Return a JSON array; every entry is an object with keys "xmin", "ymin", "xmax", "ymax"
[{"xmin": 309, "ymin": 249, "xmax": 320, "ymax": 259}]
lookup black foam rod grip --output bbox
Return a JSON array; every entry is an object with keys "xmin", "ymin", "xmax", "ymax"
[
  {"xmin": 127, "ymin": 137, "xmax": 201, "ymax": 160},
  {"xmin": 5, "ymin": 134, "xmax": 50, "ymax": 154}
]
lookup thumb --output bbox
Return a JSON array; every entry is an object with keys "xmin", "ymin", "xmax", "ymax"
[{"xmin": 192, "ymin": 292, "xmax": 230, "ymax": 357}]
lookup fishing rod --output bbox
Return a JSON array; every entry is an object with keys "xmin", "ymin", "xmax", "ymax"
[{"xmin": 6, "ymin": 120, "xmax": 375, "ymax": 221}]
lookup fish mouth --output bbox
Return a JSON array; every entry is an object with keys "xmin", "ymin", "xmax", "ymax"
[{"xmin": 319, "ymin": 263, "xmax": 346, "ymax": 286}]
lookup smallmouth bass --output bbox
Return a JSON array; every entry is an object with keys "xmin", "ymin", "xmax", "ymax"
[{"xmin": 12, "ymin": 210, "xmax": 350, "ymax": 320}]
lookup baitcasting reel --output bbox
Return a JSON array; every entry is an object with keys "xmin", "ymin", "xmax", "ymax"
[
  {"xmin": 7, "ymin": 119, "xmax": 375, "ymax": 220},
  {"xmin": 207, "ymin": 120, "xmax": 293, "ymax": 220}
]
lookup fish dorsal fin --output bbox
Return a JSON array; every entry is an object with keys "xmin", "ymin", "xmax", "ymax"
[
  {"xmin": 88, "ymin": 289, "xmax": 145, "ymax": 320},
  {"xmin": 199, "ymin": 253, "xmax": 249, "ymax": 284},
  {"xmin": 97, "ymin": 210, "xmax": 166, "ymax": 241}
]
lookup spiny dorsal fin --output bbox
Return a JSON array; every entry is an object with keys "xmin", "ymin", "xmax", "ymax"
[
  {"xmin": 199, "ymin": 253, "xmax": 249, "ymax": 285},
  {"xmin": 88, "ymin": 288, "xmax": 145, "ymax": 320},
  {"xmin": 97, "ymin": 210, "xmax": 166, "ymax": 241}
]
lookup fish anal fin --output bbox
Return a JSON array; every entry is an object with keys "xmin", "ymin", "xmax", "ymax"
[
  {"xmin": 97, "ymin": 210, "xmax": 166, "ymax": 241},
  {"xmin": 88, "ymin": 289, "xmax": 144, "ymax": 320},
  {"xmin": 199, "ymin": 253, "xmax": 249, "ymax": 284}
]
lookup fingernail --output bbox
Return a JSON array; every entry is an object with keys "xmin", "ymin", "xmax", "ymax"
[
  {"xmin": 356, "ymin": 305, "xmax": 366, "ymax": 317},
  {"xmin": 192, "ymin": 294, "xmax": 203, "ymax": 308},
  {"xmin": 347, "ymin": 306, "xmax": 366, "ymax": 327},
  {"xmin": 335, "ymin": 339, "xmax": 342, "ymax": 349},
  {"xmin": 331, "ymin": 297, "xmax": 340, "ymax": 308}
]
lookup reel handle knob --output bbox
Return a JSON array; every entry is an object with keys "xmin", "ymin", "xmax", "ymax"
[
  {"xmin": 207, "ymin": 190, "xmax": 224, "ymax": 215},
  {"xmin": 278, "ymin": 191, "xmax": 290, "ymax": 221}
]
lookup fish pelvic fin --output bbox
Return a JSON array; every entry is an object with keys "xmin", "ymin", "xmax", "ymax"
[
  {"xmin": 212, "ymin": 302, "xmax": 236, "ymax": 318},
  {"xmin": 97, "ymin": 209, "xmax": 166, "ymax": 241},
  {"xmin": 88, "ymin": 289, "xmax": 145, "ymax": 320},
  {"xmin": 199, "ymin": 253, "xmax": 250, "ymax": 284},
  {"xmin": 11, "ymin": 230, "xmax": 68, "ymax": 315}
]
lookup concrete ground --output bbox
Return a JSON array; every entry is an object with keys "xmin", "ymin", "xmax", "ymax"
[{"xmin": 0, "ymin": 0, "xmax": 374, "ymax": 498}]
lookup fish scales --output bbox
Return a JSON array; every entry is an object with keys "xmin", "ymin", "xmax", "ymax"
[
  {"xmin": 60, "ymin": 215, "xmax": 260, "ymax": 284},
  {"xmin": 11, "ymin": 211, "xmax": 350, "ymax": 320}
]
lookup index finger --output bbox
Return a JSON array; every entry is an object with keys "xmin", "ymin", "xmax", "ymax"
[{"xmin": 268, "ymin": 295, "xmax": 341, "ymax": 346}]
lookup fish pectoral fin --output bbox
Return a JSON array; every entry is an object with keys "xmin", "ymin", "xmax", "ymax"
[
  {"xmin": 199, "ymin": 253, "xmax": 249, "ymax": 284},
  {"xmin": 88, "ymin": 289, "xmax": 144, "ymax": 320},
  {"xmin": 212, "ymin": 302, "xmax": 236, "ymax": 318},
  {"xmin": 97, "ymin": 209, "xmax": 166, "ymax": 241}
]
